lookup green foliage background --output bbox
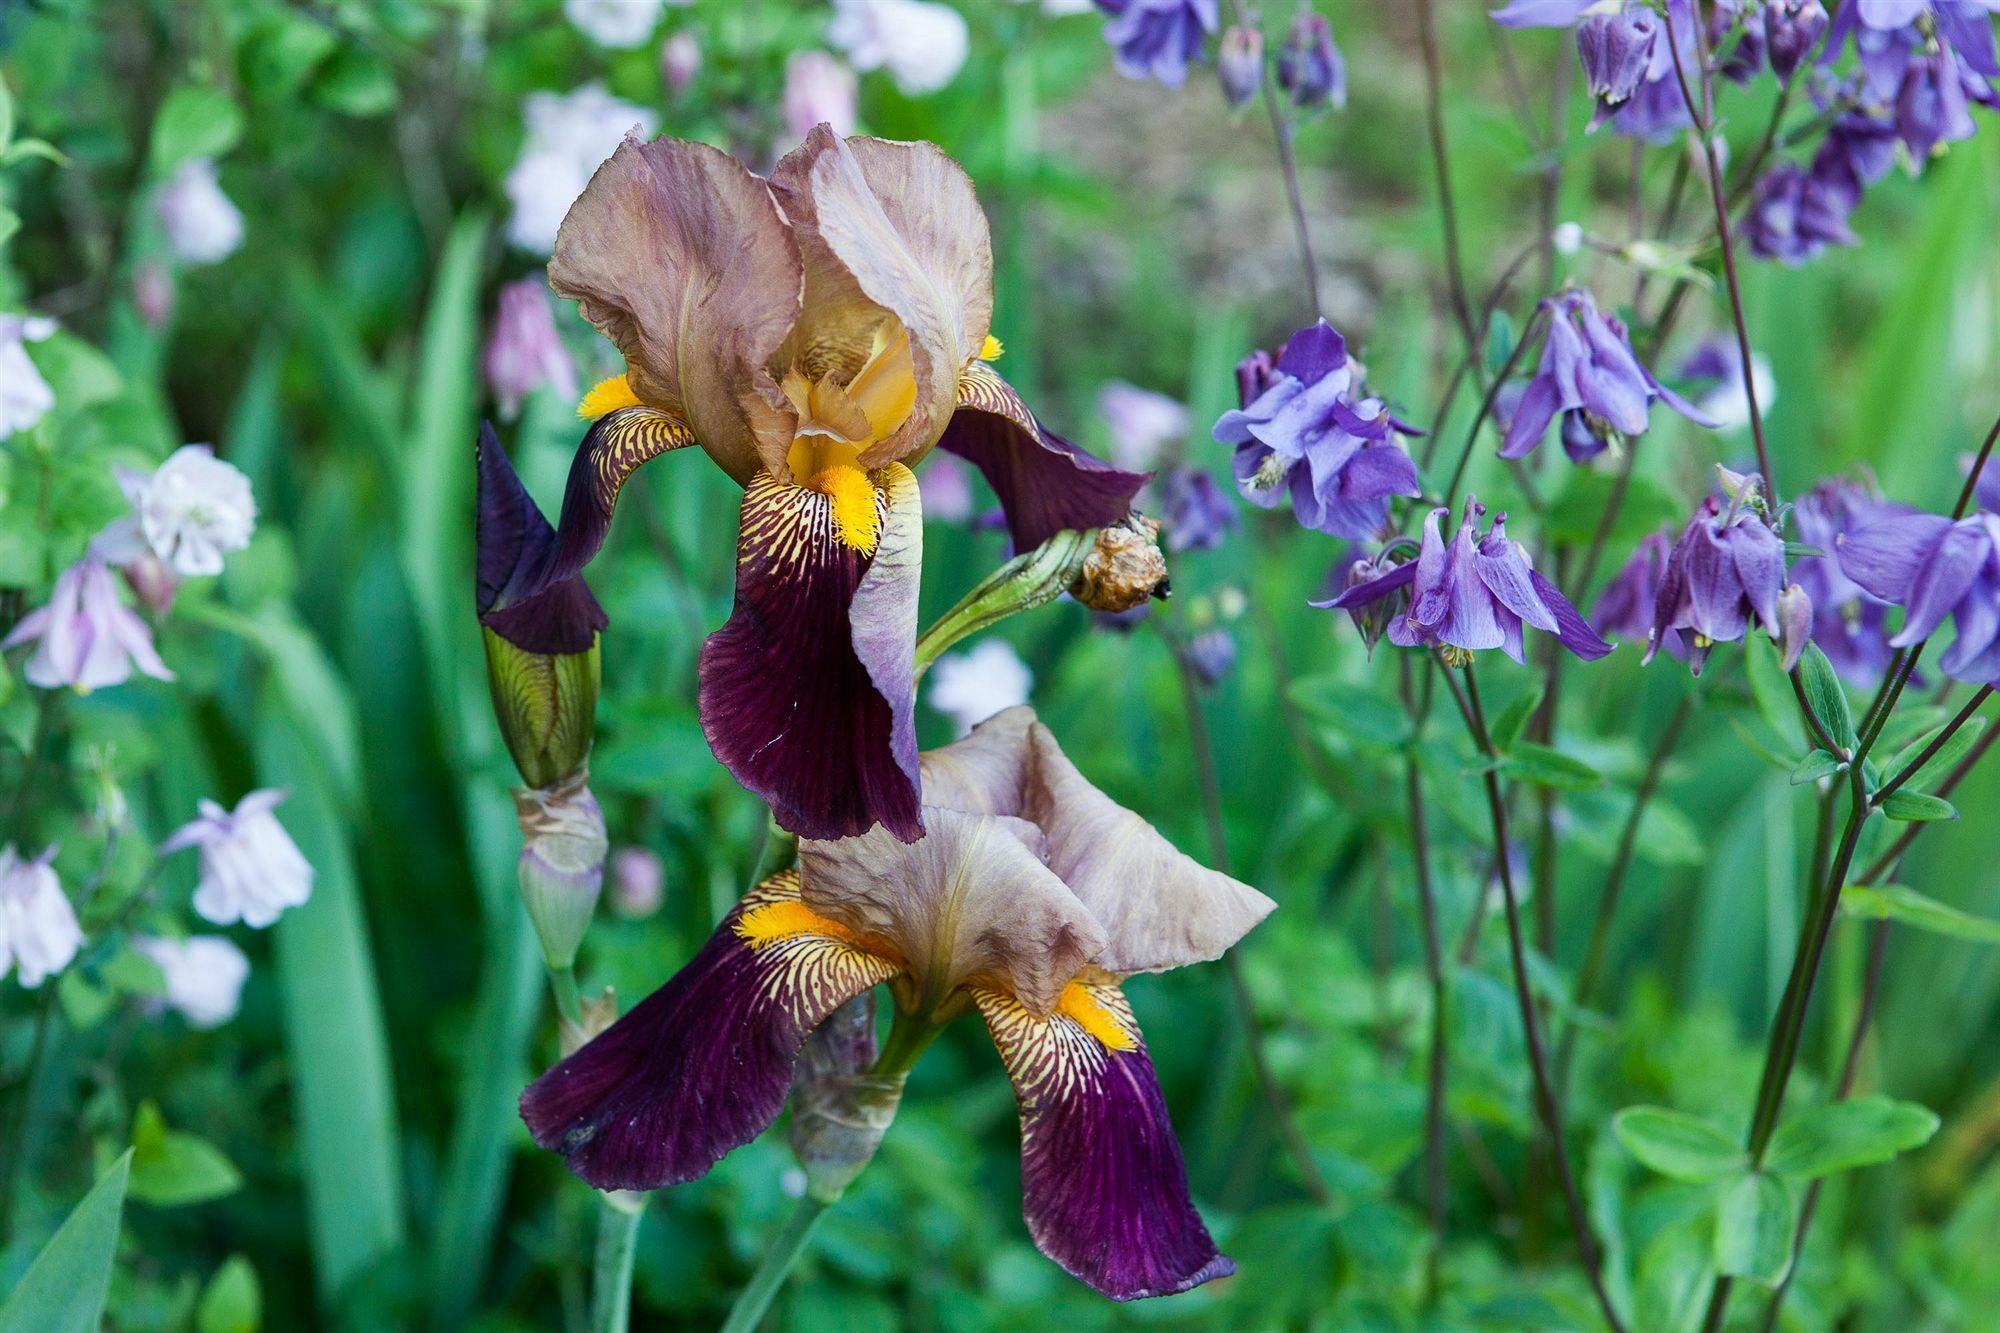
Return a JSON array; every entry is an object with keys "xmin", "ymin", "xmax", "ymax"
[{"xmin": 2, "ymin": 0, "xmax": 1999, "ymax": 1329}]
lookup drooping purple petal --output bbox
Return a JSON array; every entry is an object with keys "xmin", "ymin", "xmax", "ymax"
[
  {"xmin": 1274, "ymin": 319, "xmax": 1347, "ymax": 382},
  {"xmin": 520, "ymin": 870, "xmax": 900, "ymax": 1190},
  {"xmin": 1499, "ymin": 372, "xmax": 1564, "ymax": 459},
  {"xmin": 1835, "ymin": 512, "xmax": 1952, "ymax": 602},
  {"xmin": 940, "ymin": 365, "xmax": 1147, "ymax": 551},
  {"xmin": 1473, "ymin": 518, "xmax": 1561, "ymax": 634},
  {"xmin": 1891, "ymin": 518, "xmax": 1990, "ymax": 645},
  {"xmin": 973, "ymin": 980, "xmax": 1233, "ymax": 1301},
  {"xmin": 1310, "ymin": 556, "xmax": 1419, "ymax": 610},
  {"xmin": 1529, "ymin": 568, "xmax": 1614, "ymax": 660},
  {"xmin": 699, "ymin": 467, "xmax": 924, "ymax": 842},
  {"xmin": 1727, "ymin": 519, "xmax": 1788, "ymax": 635}
]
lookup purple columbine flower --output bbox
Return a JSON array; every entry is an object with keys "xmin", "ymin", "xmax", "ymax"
[
  {"xmin": 1579, "ymin": 7, "xmax": 1663, "ymax": 106},
  {"xmin": 1593, "ymin": 527, "xmax": 1676, "ymax": 645},
  {"xmin": 1, "ymin": 557, "xmax": 174, "ymax": 692},
  {"xmin": 1185, "ymin": 627, "xmax": 1238, "ymax": 685},
  {"xmin": 1790, "ymin": 476, "xmax": 1901, "ymax": 685},
  {"xmin": 1678, "ymin": 336, "xmax": 1776, "ymax": 432},
  {"xmin": 1646, "ymin": 488, "xmax": 1789, "ymax": 674},
  {"xmin": 1824, "ymin": 1, "xmax": 1999, "ymax": 160},
  {"xmin": 1710, "ymin": 0, "xmax": 1768, "ymax": 82},
  {"xmin": 1095, "ymin": 0, "xmax": 1219, "ymax": 89},
  {"xmin": 1276, "ymin": 12, "xmax": 1346, "ymax": 109},
  {"xmin": 1745, "ymin": 160, "xmax": 1860, "ymax": 265},
  {"xmin": 1317, "ymin": 498, "xmax": 1612, "ymax": 665},
  {"xmin": 1159, "ymin": 466, "xmax": 1237, "ymax": 552},
  {"xmin": 1494, "ymin": 0, "xmax": 1699, "ymax": 140},
  {"xmin": 1500, "ymin": 288, "xmax": 1718, "ymax": 461},
  {"xmin": 1766, "ymin": 0, "xmax": 1830, "ymax": 84},
  {"xmin": 1837, "ymin": 507, "xmax": 2000, "ymax": 684},
  {"xmin": 1216, "ymin": 25, "xmax": 1263, "ymax": 108},
  {"xmin": 1213, "ymin": 321, "xmax": 1422, "ymax": 540},
  {"xmin": 1964, "ymin": 450, "xmax": 2000, "ymax": 513}
]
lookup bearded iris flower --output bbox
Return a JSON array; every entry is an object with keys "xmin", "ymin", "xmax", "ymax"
[
  {"xmin": 488, "ymin": 127, "xmax": 1144, "ymax": 843},
  {"xmin": 521, "ymin": 707, "xmax": 1273, "ymax": 1300}
]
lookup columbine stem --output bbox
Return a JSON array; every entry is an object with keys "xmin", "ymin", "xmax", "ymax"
[
  {"xmin": 1162, "ymin": 624, "xmax": 1334, "ymax": 1205},
  {"xmin": 1442, "ymin": 662, "xmax": 1627, "ymax": 1333},
  {"xmin": 1413, "ymin": 0, "xmax": 1478, "ymax": 354},
  {"xmin": 1440, "ymin": 308, "xmax": 1545, "ymax": 510},
  {"xmin": 589, "ymin": 1194, "xmax": 646, "ymax": 1333},
  {"xmin": 718, "ymin": 1195, "xmax": 828, "ymax": 1333},
  {"xmin": 1230, "ymin": 0, "xmax": 1322, "ymax": 315},
  {"xmin": 1398, "ymin": 655, "xmax": 1450, "ymax": 1300}
]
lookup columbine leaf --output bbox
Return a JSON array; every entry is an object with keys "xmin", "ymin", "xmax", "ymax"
[
  {"xmin": 196, "ymin": 1256, "xmax": 262, "ymax": 1333},
  {"xmin": 1613, "ymin": 1107, "xmax": 1747, "ymax": 1182},
  {"xmin": 1880, "ymin": 791, "xmax": 1957, "ymax": 822},
  {"xmin": 1840, "ymin": 883, "xmax": 2000, "ymax": 943},
  {"xmin": 148, "ymin": 85, "xmax": 244, "ymax": 172},
  {"xmin": 129, "ymin": 1101, "xmax": 244, "ymax": 1208},
  {"xmin": 1713, "ymin": 1171, "xmax": 1795, "ymax": 1286},
  {"xmin": 1490, "ymin": 687, "xmax": 1544, "ymax": 753},
  {"xmin": 1789, "ymin": 749, "xmax": 1841, "ymax": 786},
  {"xmin": 1501, "ymin": 742, "xmax": 1603, "ymax": 791},
  {"xmin": 1885, "ymin": 716, "xmax": 1987, "ymax": 794},
  {"xmin": 1286, "ymin": 676, "xmax": 1412, "ymax": 747},
  {"xmin": 1763, "ymin": 1096, "xmax": 1940, "ymax": 1180},
  {"xmin": 1798, "ymin": 645, "xmax": 1857, "ymax": 751}
]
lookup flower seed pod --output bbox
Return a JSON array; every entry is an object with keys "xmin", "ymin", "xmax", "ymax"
[
  {"xmin": 1069, "ymin": 515, "xmax": 1170, "ymax": 614},
  {"xmin": 515, "ymin": 774, "xmax": 609, "ymax": 973},
  {"xmin": 1217, "ymin": 25, "xmax": 1263, "ymax": 109},
  {"xmin": 1776, "ymin": 582, "xmax": 1815, "ymax": 672},
  {"xmin": 787, "ymin": 992, "xmax": 905, "ymax": 1204}
]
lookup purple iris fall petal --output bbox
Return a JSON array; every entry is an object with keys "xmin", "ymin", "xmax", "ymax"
[
  {"xmin": 1501, "ymin": 288, "xmax": 1715, "ymax": 460},
  {"xmin": 699, "ymin": 469, "xmax": 925, "ymax": 843},
  {"xmin": 475, "ymin": 422, "xmax": 609, "ymax": 655},
  {"xmin": 974, "ymin": 982, "xmax": 1234, "ymax": 1301},
  {"xmin": 520, "ymin": 871, "xmax": 900, "ymax": 1191}
]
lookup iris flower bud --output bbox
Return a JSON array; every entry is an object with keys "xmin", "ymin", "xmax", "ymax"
[
  {"xmin": 483, "ymin": 629, "xmax": 601, "ymax": 791},
  {"xmin": 787, "ymin": 993, "xmax": 905, "ymax": 1203},
  {"xmin": 515, "ymin": 775, "xmax": 609, "ymax": 973}
]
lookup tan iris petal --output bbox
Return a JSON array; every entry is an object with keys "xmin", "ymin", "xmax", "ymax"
[
  {"xmin": 769, "ymin": 126, "xmax": 993, "ymax": 472},
  {"xmin": 549, "ymin": 135, "xmax": 803, "ymax": 485},
  {"xmin": 797, "ymin": 808, "xmax": 1104, "ymax": 1017}
]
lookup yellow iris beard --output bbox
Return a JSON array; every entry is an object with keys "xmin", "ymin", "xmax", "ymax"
[
  {"xmin": 808, "ymin": 464, "xmax": 882, "ymax": 556},
  {"xmin": 734, "ymin": 898, "xmax": 872, "ymax": 952},
  {"xmin": 578, "ymin": 373, "xmax": 643, "ymax": 420},
  {"xmin": 1057, "ymin": 981, "xmax": 1137, "ymax": 1052},
  {"xmin": 980, "ymin": 334, "xmax": 1003, "ymax": 361}
]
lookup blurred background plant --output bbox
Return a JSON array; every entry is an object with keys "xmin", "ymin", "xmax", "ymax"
[{"xmin": 1, "ymin": 0, "xmax": 1998, "ymax": 1329}]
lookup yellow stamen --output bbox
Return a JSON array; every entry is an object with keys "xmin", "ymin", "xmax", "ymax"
[
  {"xmin": 578, "ymin": 373, "xmax": 643, "ymax": 420},
  {"xmin": 734, "ymin": 898, "xmax": 870, "ymax": 951},
  {"xmin": 979, "ymin": 334, "xmax": 1004, "ymax": 362},
  {"xmin": 1057, "ymin": 981, "xmax": 1137, "ymax": 1052},
  {"xmin": 810, "ymin": 464, "xmax": 882, "ymax": 556}
]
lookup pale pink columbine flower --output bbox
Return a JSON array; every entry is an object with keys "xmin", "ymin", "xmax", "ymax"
[
  {"xmin": 0, "ymin": 313, "xmax": 57, "ymax": 439},
  {"xmin": 163, "ymin": 790, "xmax": 314, "ymax": 929},
  {"xmin": 564, "ymin": 0, "xmax": 666, "ymax": 48},
  {"xmin": 483, "ymin": 279, "xmax": 580, "ymax": 419},
  {"xmin": 0, "ymin": 846, "xmax": 82, "ymax": 988},
  {"xmin": 916, "ymin": 450, "xmax": 976, "ymax": 522},
  {"xmin": 94, "ymin": 445, "xmax": 257, "ymax": 579},
  {"xmin": 783, "ymin": 52, "xmax": 859, "ymax": 141},
  {"xmin": 155, "ymin": 158, "xmax": 245, "ymax": 265},
  {"xmin": 135, "ymin": 935, "xmax": 249, "ymax": 1028},
  {"xmin": 1096, "ymin": 380, "xmax": 1190, "ymax": 472},
  {"xmin": 661, "ymin": 31, "xmax": 702, "ymax": 96},
  {"xmin": 827, "ymin": 0, "xmax": 969, "ymax": 95},
  {"xmin": 2, "ymin": 558, "xmax": 174, "ymax": 691},
  {"xmin": 504, "ymin": 84, "xmax": 659, "ymax": 255},
  {"xmin": 927, "ymin": 638, "xmax": 1033, "ymax": 736},
  {"xmin": 609, "ymin": 847, "xmax": 665, "ymax": 918}
]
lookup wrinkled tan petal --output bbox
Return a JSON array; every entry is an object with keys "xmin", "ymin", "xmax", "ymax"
[
  {"xmin": 549, "ymin": 135, "xmax": 802, "ymax": 485},
  {"xmin": 917, "ymin": 705, "xmax": 1034, "ymax": 814},
  {"xmin": 798, "ymin": 807, "xmax": 1103, "ymax": 1017},
  {"xmin": 1022, "ymin": 721, "xmax": 1274, "ymax": 976},
  {"xmin": 770, "ymin": 126, "xmax": 992, "ymax": 471}
]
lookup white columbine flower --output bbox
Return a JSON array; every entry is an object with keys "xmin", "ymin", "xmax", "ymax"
[
  {"xmin": 0, "ymin": 558, "xmax": 175, "ymax": 691},
  {"xmin": 163, "ymin": 790, "xmax": 314, "ymax": 929},
  {"xmin": 505, "ymin": 84, "xmax": 659, "ymax": 255},
  {"xmin": 155, "ymin": 159, "xmax": 246, "ymax": 265},
  {"xmin": 96, "ymin": 445, "xmax": 257, "ymax": 578},
  {"xmin": 564, "ymin": 0, "xmax": 667, "ymax": 48},
  {"xmin": 0, "ymin": 314, "xmax": 58, "ymax": 440},
  {"xmin": 0, "ymin": 846, "xmax": 82, "ymax": 988},
  {"xmin": 135, "ymin": 935, "xmax": 249, "ymax": 1029},
  {"xmin": 927, "ymin": 638, "xmax": 1033, "ymax": 736},
  {"xmin": 827, "ymin": 0, "xmax": 969, "ymax": 96}
]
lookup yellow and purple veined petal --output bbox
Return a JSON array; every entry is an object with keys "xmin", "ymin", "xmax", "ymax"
[
  {"xmin": 519, "ymin": 870, "xmax": 901, "ymax": 1191},
  {"xmin": 700, "ymin": 463, "xmax": 927, "ymax": 842},
  {"xmin": 973, "ymin": 977, "xmax": 1236, "ymax": 1301},
  {"xmin": 549, "ymin": 136, "xmax": 803, "ymax": 484},
  {"xmin": 939, "ymin": 363, "xmax": 1150, "ymax": 551}
]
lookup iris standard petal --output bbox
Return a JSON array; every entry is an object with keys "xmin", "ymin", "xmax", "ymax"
[
  {"xmin": 1835, "ymin": 512, "xmax": 1952, "ymax": 603},
  {"xmin": 936, "ymin": 363, "xmax": 1147, "ymax": 550},
  {"xmin": 549, "ymin": 136, "xmax": 802, "ymax": 484},
  {"xmin": 798, "ymin": 805, "xmax": 1105, "ymax": 1016},
  {"xmin": 1020, "ymin": 721, "xmax": 1274, "ymax": 975},
  {"xmin": 772, "ymin": 128, "xmax": 993, "ymax": 468},
  {"xmin": 973, "ymin": 979, "xmax": 1234, "ymax": 1301},
  {"xmin": 519, "ymin": 870, "xmax": 901, "ymax": 1191},
  {"xmin": 699, "ymin": 464, "xmax": 925, "ymax": 842}
]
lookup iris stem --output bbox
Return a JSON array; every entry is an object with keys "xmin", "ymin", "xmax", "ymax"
[
  {"xmin": 547, "ymin": 964, "xmax": 585, "ymax": 1031},
  {"xmin": 1441, "ymin": 661, "xmax": 1627, "ymax": 1333},
  {"xmin": 1397, "ymin": 655, "xmax": 1450, "ymax": 1302},
  {"xmin": 1161, "ymin": 623, "xmax": 1333, "ymax": 1206},
  {"xmin": 719, "ymin": 1195, "xmax": 827, "ymax": 1333},
  {"xmin": 588, "ymin": 1193, "xmax": 646, "ymax": 1333}
]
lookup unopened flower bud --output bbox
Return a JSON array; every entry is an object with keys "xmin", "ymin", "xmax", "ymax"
[
  {"xmin": 1764, "ymin": 0, "xmax": 1827, "ymax": 86},
  {"xmin": 1186, "ymin": 628, "xmax": 1238, "ymax": 687},
  {"xmin": 514, "ymin": 774, "xmax": 608, "ymax": 972},
  {"xmin": 1776, "ymin": 582, "xmax": 1815, "ymax": 672},
  {"xmin": 132, "ymin": 261, "xmax": 176, "ymax": 329},
  {"xmin": 484, "ymin": 629, "xmax": 601, "ymax": 790},
  {"xmin": 1340, "ymin": 551, "xmax": 1404, "ymax": 655},
  {"xmin": 1551, "ymin": 221, "xmax": 1584, "ymax": 256},
  {"xmin": 1217, "ymin": 26, "xmax": 1263, "ymax": 108},
  {"xmin": 609, "ymin": 846, "xmax": 664, "ymax": 918},
  {"xmin": 122, "ymin": 549, "xmax": 179, "ymax": 616},
  {"xmin": 787, "ymin": 992, "xmax": 904, "ymax": 1203},
  {"xmin": 1069, "ymin": 515, "xmax": 1170, "ymax": 613},
  {"xmin": 1276, "ymin": 12, "xmax": 1345, "ymax": 110},
  {"xmin": 661, "ymin": 30, "xmax": 701, "ymax": 96}
]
